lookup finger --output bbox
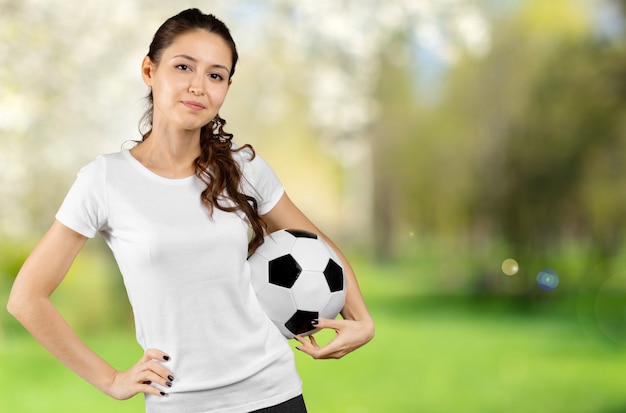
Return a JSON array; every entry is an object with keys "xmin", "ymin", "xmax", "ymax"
[
  {"xmin": 311, "ymin": 339, "xmax": 348, "ymax": 359},
  {"xmin": 312, "ymin": 318, "xmax": 342, "ymax": 331},
  {"xmin": 142, "ymin": 348, "xmax": 171, "ymax": 363},
  {"xmin": 294, "ymin": 334, "xmax": 319, "ymax": 349},
  {"xmin": 138, "ymin": 349, "xmax": 175, "ymax": 384},
  {"xmin": 139, "ymin": 382, "xmax": 168, "ymax": 397},
  {"xmin": 142, "ymin": 360, "xmax": 175, "ymax": 385},
  {"xmin": 293, "ymin": 335, "xmax": 307, "ymax": 345},
  {"xmin": 294, "ymin": 335, "xmax": 323, "ymax": 358},
  {"xmin": 297, "ymin": 333, "xmax": 348, "ymax": 359},
  {"xmin": 140, "ymin": 368, "xmax": 174, "ymax": 389}
]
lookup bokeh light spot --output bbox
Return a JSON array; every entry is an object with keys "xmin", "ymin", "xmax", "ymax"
[
  {"xmin": 501, "ymin": 258, "xmax": 519, "ymax": 276},
  {"xmin": 536, "ymin": 269, "xmax": 559, "ymax": 290}
]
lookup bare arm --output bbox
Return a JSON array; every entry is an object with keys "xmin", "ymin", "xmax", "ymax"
[
  {"xmin": 263, "ymin": 193, "xmax": 375, "ymax": 359},
  {"xmin": 7, "ymin": 220, "xmax": 173, "ymax": 399}
]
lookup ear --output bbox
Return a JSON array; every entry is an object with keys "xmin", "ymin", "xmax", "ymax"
[{"xmin": 141, "ymin": 56, "xmax": 154, "ymax": 87}]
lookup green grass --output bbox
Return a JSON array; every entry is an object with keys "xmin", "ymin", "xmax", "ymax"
[
  {"xmin": 3, "ymin": 260, "xmax": 626, "ymax": 412},
  {"xmin": 298, "ymin": 295, "xmax": 626, "ymax": 413}
]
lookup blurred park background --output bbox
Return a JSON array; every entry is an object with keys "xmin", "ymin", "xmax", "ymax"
[{"xmin": 2, "ymin": 0, "xmax": 626, "ymax": 411}]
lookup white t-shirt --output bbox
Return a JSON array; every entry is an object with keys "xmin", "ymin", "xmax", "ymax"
[{"xmin": 56, "ymin": 149, "xmax": 302, "ymax": 413}]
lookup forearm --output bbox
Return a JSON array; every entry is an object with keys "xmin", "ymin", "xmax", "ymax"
[
  {"xmin": 9, "ymin": 294, "xmax": 117, "ymax": 396},
  {"xmin": 340, "ymin": 266, "xmax": 373, "ymax": 325},
  {"xmin": 320, "ymin": 235, "xmax": 373, "ymax": 324},
  {"xmin": 297, "ymin": 234, "xmax": 375, "ymax": 357}
]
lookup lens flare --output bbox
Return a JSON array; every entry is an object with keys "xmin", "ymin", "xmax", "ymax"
[
  {"xmin": 501, "ymin": 258, "xmax": 519, "ymax": 276},
  {"xmin": 536, "ymin": 269, "xmax": 559, "ymax": 290}
]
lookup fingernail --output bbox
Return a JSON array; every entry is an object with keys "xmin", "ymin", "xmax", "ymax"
[
  {"xmin": 163, "ymin": 355, "xmax": 170, "ymax": 361},
  {"xmin": 311, "ymin": 319, "xmax": 319, "ymax": 326},
  {"xmin": 168, "ymin": 375, "xmax": 175, "ymax": 382},
  {"xmin": 295, "ymin": 347, "xmax": 302, "ymax": 351},
  {"xmin": 160, "ymin": 391, "xmax": 167, "ymax": 396},
  {"xmin": 166, "ymin": 381, "xmax": 172, "ymax": 388}
]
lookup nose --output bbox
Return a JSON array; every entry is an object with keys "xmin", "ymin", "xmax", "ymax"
[
  {"xmin": 188, "ymin": 74, "xmax": 204, "ymax": 95},
  {"xmin": 189, "ymin": 85, "xmax": 203, "ymax": 95}
]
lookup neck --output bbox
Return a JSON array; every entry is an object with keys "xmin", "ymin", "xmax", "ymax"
[{"xmin": 131, "ymin": 125, "xmax": 202, "ymax": 179}]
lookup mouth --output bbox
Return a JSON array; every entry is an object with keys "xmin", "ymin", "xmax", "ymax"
[{"xmin": 181, "ymin": 101, "xmax": 206, "ymax": 111}]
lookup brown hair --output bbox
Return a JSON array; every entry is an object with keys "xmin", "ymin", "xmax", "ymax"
[{"xmin": 139, "ymin": 8, "xmax": 267, "ymax": 253}]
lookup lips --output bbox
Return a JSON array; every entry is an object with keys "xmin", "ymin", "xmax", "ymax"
[{"xmin": 181, "ymin": 101, "xmax": 206, "ymax": 111}]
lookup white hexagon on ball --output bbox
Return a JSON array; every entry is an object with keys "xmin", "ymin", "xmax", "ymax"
[
  {"xmin": 291, "ymin": 270, "xmax": 332, "ymax": 311},
  {"xmin": 290, "ymin": 238, "xmax": 331, "ymax": 272}
]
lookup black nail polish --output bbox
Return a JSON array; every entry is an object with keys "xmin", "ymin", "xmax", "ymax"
[
  {"xmin": 163, "ymin": 355, "xmax": 170, "ymax": 361},
  {"xmin": 166, "ymin": 381, "xmax": 172, "ymax": 388},
  {"xmin": 168, "ymin": 375, "xmax": 175, "ymax": 382},
  {"xmin": 160, "ymin": 391, "xmax": 167, "ymax": 396},
  {"xmin": 311, "ymin": 319, "xmax": 319, "ymax": 326}
]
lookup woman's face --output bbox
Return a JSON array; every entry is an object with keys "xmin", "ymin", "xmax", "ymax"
[{"xmin": 142, "ymin": 29, "xmax": 233, "ymax": 133}]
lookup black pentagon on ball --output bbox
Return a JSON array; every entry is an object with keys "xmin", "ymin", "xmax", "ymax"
[
  {"xmin": 324, "ymin": 259, "xmax": 344, "ymax": 292},
  {"xmin": 285, "ymin": 229, "xmax": 318, "ymax": 239},
  {"xmin": 285, "ymin": 310, "xmax": 319, "ymax": 335},
  {"xmin": 268, "ymin": 254, "xmax": 302, "ymax": 288}
]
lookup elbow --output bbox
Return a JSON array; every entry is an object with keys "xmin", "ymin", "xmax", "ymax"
[
  {"xmin": 7, "ymin": 291, "xmax": 23, "ymax": 320},
  {"xmin": 365, "ymin": 318, "xmax": 375, "ymax": 343},
  {"xmin": 7, "ymin": 287, "xmax": 31, "ymax": 323}
]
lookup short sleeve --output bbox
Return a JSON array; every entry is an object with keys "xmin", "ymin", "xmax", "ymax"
[
  {"xmin": 55, "ymin": 156, "xmax": 109, "ymax": 238},
  {"xmin": 238, "ymin": 150, "xmax": 284, "ymax": 215}
]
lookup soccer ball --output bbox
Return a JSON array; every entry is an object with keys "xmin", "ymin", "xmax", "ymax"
[{"xmin": 248, "ymin": 229, "xmax": 347, "ymax": 339}]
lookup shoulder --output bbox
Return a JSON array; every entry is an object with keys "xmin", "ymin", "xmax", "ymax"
[
  {"xmin": 230, "ymin": 143, "xmax": 255, "ymax": 163},
  {"xmin": 231, "ymin": 144, "xmax": 272, "ymax": 173},
  {"xmin": 73, "ymin": 151, "xmax": 127, "ymax": 185},
  {"xmin": 81, "ymin": 151, "xmax": 129, "ymax": 171},
  {"xmin": 79, "ymin": 151, "xmax": 124, "ymax": 170},
  {"xmin": 232, "ymin": 144, "xmax": 283, "ymax": 205}
]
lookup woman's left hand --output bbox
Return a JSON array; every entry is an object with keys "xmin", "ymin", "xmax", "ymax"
[{"xmin": 294, "ymin": 317, "xmax": 374, "ymax": 359}]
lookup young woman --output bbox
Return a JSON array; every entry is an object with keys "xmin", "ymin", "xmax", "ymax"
[{"xmin": 7, "ymin": 8, "xmax": 374, "ymax": 413}]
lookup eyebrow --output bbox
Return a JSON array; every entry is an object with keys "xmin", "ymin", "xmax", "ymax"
[{"xmin": 172, "ymin": 54, "xmax": 230, "ymax": 73}]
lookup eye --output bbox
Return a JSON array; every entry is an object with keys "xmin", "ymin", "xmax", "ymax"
[
  {"xmin": 210, "ymin": 73, "xmax": 227, "ymax": 81},
  {"xmin": 176, "ymin": 64, "xmax": 191, "ymax": 71}
]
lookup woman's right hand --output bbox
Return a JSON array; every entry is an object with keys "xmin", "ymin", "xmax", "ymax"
[{"xmin": 106, "ymin": 349, "xmax": 175, "ymax": 400}]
